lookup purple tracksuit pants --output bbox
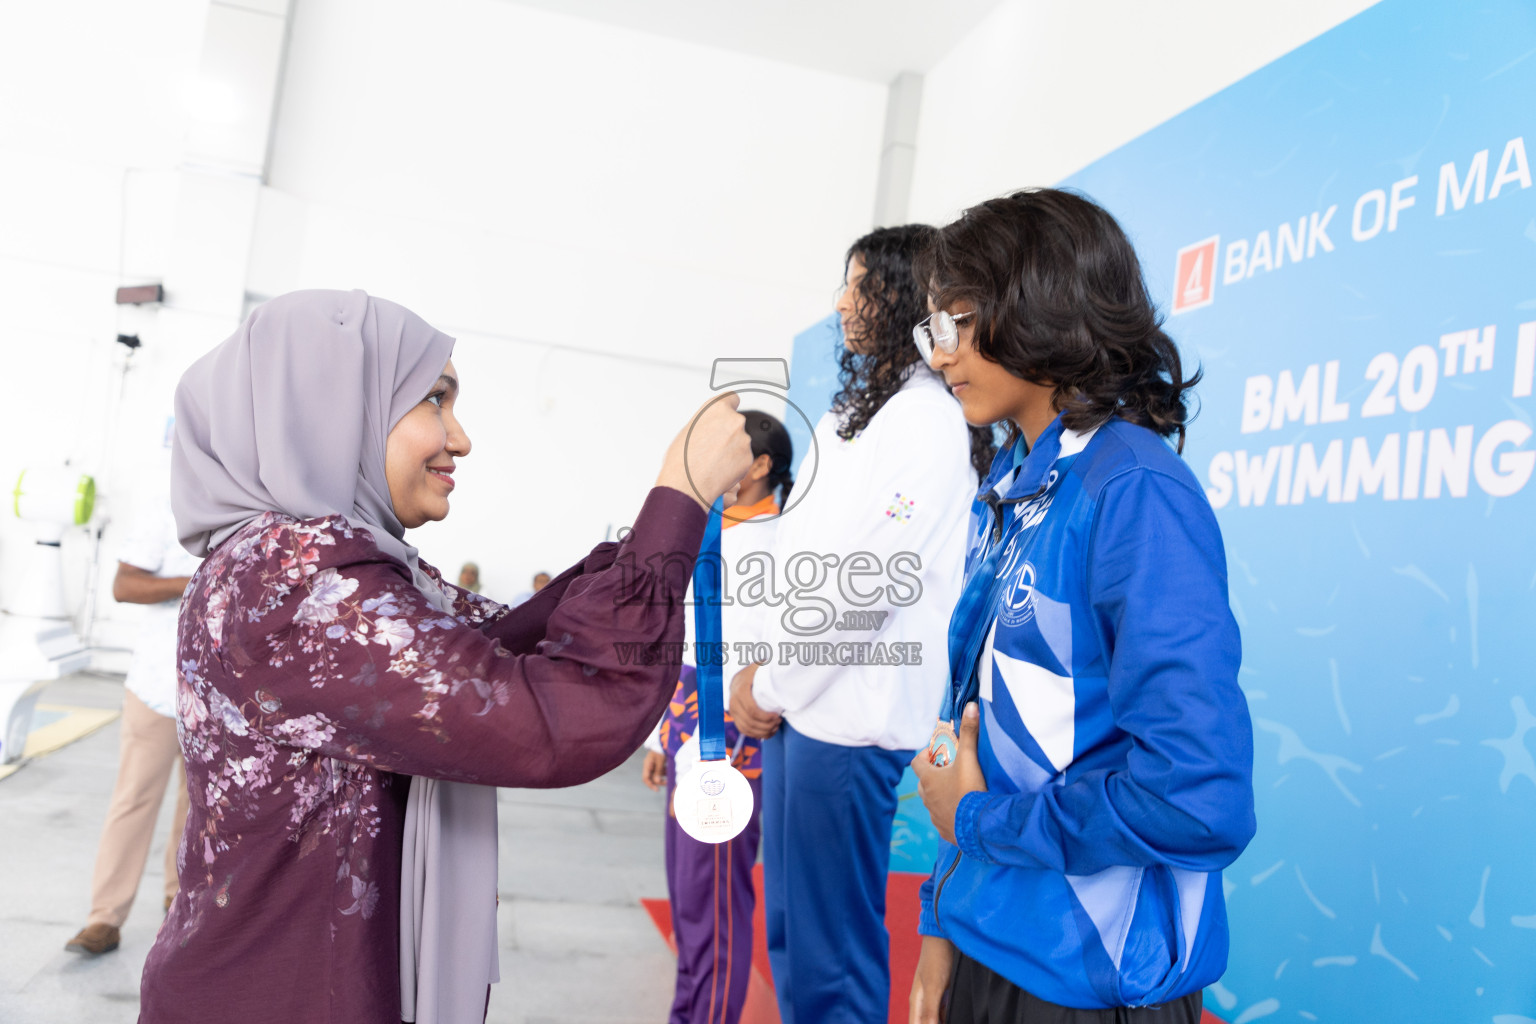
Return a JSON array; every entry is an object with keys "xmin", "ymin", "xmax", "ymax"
[{"xmin": 664, "ymin": 770, "xmax": 763, "ymax": 1024}]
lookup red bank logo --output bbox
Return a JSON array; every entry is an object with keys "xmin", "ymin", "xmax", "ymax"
[{"xmin": 1171, "ymin": 235, "xmax": 1219, "ymax": 314}]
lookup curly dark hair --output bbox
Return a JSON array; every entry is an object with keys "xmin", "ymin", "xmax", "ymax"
[
  {"xmin": 913, "ymin": 189, "xmax": 1200, "ymax": 452},
  {"xmin": 833, "ymin": 225, "xmax": 997, "ymax": 478}
]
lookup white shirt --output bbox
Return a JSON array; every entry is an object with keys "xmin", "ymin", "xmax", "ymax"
[
  {"xmin": 119, "ymin": 504, "xmax": 202, "ymax": 717},
  {"xmin": 751, "ymin": 368, "xmax": 975, "ymax": 750}
]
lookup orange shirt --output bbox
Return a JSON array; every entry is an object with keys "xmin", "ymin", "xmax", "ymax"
[{"xmin": 723, "ymin": 494, "xmax": 778, "ymax": 529}]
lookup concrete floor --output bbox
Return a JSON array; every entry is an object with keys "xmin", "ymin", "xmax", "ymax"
[{"xmin": 0, "ymin": 673, "xmax": 677, "ymax": 1024}]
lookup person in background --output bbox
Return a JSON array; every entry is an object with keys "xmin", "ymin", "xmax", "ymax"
[
  {"xmin": 509, "ymin": 571, "xmax": 551, "ymax": 607},
  {"xmin": 729, "ymin": 227, "xmax": 992, "ymax": 1023},
  {"xmin": 456, "ymin": 562, "xmax": 480, "ymax": 593},
  {"xmin": 642, "ymin": 411, "xmax": 794, "ymax": 1024},
  {"xmin": 64, "ymin": 497, "xmax": 201, "ymax": 956},
  {"xmin": 907, "ymin": 189, "xmax": 1254, "ymax": 1024}
]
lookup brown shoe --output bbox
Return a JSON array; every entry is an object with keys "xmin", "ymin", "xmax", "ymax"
[{"xmin": 64, "ymin": 923, "xmax": 120, "ymax": 956}]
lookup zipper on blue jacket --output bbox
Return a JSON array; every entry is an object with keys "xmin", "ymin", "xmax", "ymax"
[
  {"xmin": 932, "ymin": 849, "xmax": 962, "ymax": 931},
  {"xmin": 936, "ymin": 470, "xmax": 1049, "ymax": 932},
  {"xmin": 979, "ymin": 480, "xmax": 1046, "ymax": 544}
]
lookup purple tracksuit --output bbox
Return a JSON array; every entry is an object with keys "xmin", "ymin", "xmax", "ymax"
[{"xmin": 660, "ymin": 666, "xmax": 762, "ymax": 1024}]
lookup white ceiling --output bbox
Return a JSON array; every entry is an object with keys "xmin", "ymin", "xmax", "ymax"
[{"xmin": 499, "ymin": 0, "xmax": 1008, "ymax": 83}]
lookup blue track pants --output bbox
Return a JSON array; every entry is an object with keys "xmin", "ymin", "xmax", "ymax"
[{"xmin": 761, "ymin": 721, "xmax": 912, "ymax": 1024}]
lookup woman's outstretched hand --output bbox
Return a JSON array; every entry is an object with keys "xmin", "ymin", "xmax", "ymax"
[{"xmin": 656, "ymin": 393, "xmax": 754, "ymax": 510}]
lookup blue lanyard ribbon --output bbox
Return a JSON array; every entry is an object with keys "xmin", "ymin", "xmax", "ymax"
[
  {"xmin": 940, "ymin": 441, "xmax": 1029, "ymax": 725},
  {"xmin": 692, "ymin": 497, "xmax": 727, "ymax": 762}
]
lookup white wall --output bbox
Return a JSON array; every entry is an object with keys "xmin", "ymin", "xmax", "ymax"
[
  {"xmin": 907, "ymin": 0, "xmax": 1383, "ymax": 224},
  {"xmin": 248, "ymin": 0, "xmax": 887, "ymax": 599},
  {"xmin": 0, "ymin": 0, "xmax": 209, "ymax": 654},
  {"xmin": 2, "ymin": 0, "xmax": 1388, "ymax": 638},
  {"xmin": 1, "ymin": 0, "xmax": 888, "ymax": 632}
]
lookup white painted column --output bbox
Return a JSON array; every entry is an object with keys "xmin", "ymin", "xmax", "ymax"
[
  {"xmin": 873, "ymin": 71, "xmax": 923, "ymax": 228},
  {"xmin": 86, "ymin": 0, "xmax": 293, "ymax": 663}
]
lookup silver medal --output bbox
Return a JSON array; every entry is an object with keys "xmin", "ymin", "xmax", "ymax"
[{"xmin": 672, "ymin": 759, "xmax": 754, "ymax": 844}]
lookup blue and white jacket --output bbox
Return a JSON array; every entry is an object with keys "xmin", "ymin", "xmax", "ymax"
[{"xmin": 918, "ymin": 415, "xmax": 1255, "ymax": 1010}]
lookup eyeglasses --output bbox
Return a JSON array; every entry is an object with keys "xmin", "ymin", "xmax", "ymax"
[{"xmin": 912, "ymin": 310, "xmax": 974, "ymax": 364}]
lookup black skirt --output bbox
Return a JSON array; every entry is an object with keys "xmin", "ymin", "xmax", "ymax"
[{"xmin": 947, "ymin": 952, "xmax": 1208, "ymax": 1024}]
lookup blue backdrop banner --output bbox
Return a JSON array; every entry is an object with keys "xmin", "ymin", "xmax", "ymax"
[
  {"xmin": 1061, "ymin": 2, "xmax": 1536, "ymax": 1021},
  {"xmin": 786, "ymin": 313, "xmax": 843, "ymax": 479}
]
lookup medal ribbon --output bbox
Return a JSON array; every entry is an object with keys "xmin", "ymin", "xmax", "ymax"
[
  {"xmin": 692, "ymin": 497, "xmax": 727, "ymax": 762},
  {"xmin": 939, "ymin": 440, "xmax": 1030, "ymax": 726}
]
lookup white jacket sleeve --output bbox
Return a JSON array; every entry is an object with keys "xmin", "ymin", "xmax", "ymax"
[{"xmin": 751, "ymin": 390, "xmax": 974, "ymax": 717}]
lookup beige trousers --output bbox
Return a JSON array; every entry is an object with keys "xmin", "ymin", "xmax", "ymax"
[{"xmin": 87, "ymin": 689, "xmax": 191, "ymax": 928}]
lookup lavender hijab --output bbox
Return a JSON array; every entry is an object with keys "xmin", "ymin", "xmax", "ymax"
[{"xmin": 171, "ymin": 289, "xmax": 500, "ymax": 1023}]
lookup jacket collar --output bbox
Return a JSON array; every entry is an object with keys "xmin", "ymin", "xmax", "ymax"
[
  {"xmin": 900, "ymin": 362, "xmax": 946, "ymax": 393},
  {"xmin": 979, "ymin": 414, "xmax": 1099, "ymax": 502}
]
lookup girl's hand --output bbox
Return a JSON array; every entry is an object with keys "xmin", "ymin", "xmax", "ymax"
[
  {"xmin": 656, "ymin": 393, "xmax": 754, "ymax": 510},
  {"xmin": 910, "ymin": 935, "xmax": 956, "ymax": 1024},
  {"xmin": 911, "ymin": 703, "xmax": 986, "ymax": 844},
  {"xmin": 641, "ymin": 750, "xmax": 667, "ymax": 791},
  {"xmin": 729, "ymin": 663, "xmax": 781, "ymax": 739}
]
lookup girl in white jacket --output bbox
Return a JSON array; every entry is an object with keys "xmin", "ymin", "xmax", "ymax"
[{"xmin": 729, "ymin": 225, "xmax": 992, "ymax": 1023}]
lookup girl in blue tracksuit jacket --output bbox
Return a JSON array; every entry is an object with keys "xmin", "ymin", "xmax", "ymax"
[{"xmin": 907, "ymin": 189, "xmax": 1256, "ymax": 1024}]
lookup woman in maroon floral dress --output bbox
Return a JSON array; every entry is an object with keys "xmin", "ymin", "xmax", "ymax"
[{"xmin": 139, "ymin": 290, "xmax": 751, "ymax": 1023}]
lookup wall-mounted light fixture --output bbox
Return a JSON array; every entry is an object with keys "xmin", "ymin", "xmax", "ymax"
[{"xmin": 114, "ymin": 284, "xmax": 163, "ymax": 305}]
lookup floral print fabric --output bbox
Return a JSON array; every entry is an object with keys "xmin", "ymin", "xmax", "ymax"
[{"xmin": 140, "ymin": 488, "xmax": 704, "ymax": 1023}]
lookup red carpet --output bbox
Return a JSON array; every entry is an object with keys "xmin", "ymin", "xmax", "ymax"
[{"xmin": 640, "ymin": 867, "xmax": 1229, "ymax": 1024}]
